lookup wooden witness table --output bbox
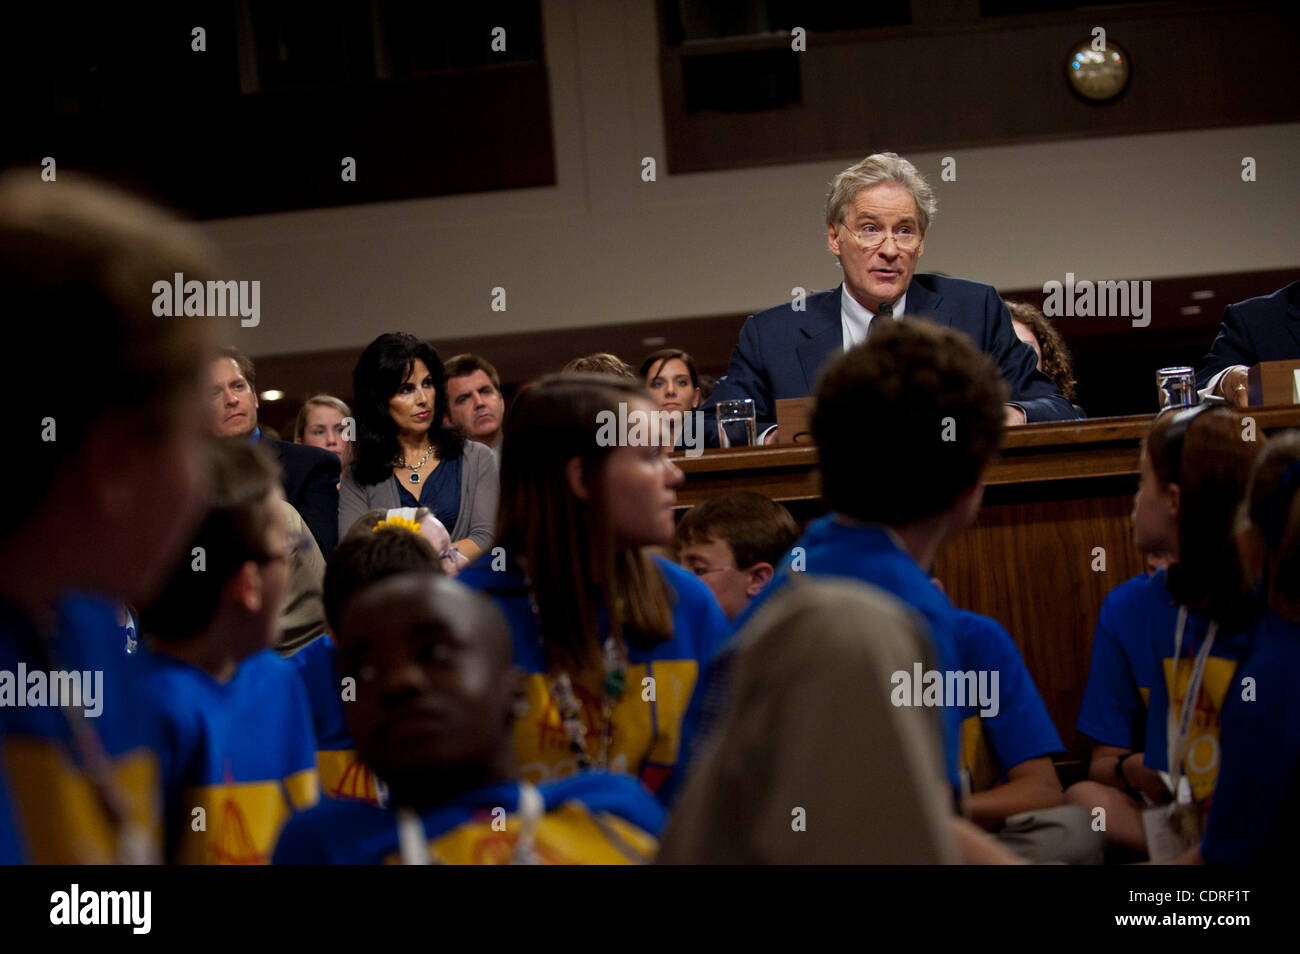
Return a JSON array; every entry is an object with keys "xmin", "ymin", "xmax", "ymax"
[{"xmin": 674, "ymin": 405, "xmax": 1300, "ymax": 760}]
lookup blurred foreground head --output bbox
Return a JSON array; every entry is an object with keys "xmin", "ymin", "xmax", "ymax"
[{"xmin": 0, "ymin": 173, "xmax": 220, "ymax": 607}]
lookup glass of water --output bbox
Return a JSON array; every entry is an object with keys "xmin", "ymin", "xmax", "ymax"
[
  {"xmin": 1155, "ymin": 366, "xmax": 1197, "ymax": 411},
  {"xmin": 716, "ymin": 398, "xmax": 757, "ymax": 447}
]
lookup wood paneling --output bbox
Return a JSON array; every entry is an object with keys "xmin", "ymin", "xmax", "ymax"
[{"xmin": 661, "ymin": 3, "xmax": 1300, "ymax": 174}]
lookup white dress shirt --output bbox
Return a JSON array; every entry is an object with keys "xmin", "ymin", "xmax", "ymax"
[{"xmin": 841, "ymin": 283, "xmax": 906, "ymax": 351}]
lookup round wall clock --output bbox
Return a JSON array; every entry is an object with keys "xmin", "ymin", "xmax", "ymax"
[{"xmin": 1066, "ymin": 38, "xmax": 1130, "ymax": 103}]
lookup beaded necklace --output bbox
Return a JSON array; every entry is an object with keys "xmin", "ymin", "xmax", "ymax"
[{"xmin": 528, "ymin": 586, "xmax": 628, "ymax": 771}]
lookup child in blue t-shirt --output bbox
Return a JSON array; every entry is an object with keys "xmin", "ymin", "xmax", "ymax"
[
  {"xmin": 738, "ymin": 517, "xmax": 966, "ymax": 792},
  {"xmin": 138, "ymin": 442, "xmax": 319, "ymax": 863},
  {"xmin": 1195, "ymin": 433, "xmax": 1300, "ymax": 864},
  {"xmin": 275, "ymin": 567, "xmax": 665, "ymax": 864},
  {"xmin": 290, "ymin": 513, "xmax": 460, "ymax": 807},
  {"xmin": 1067, "ymin": 407, "xmax": 1262, "ymax": 860},
  {"xmin": 948, "ymin": 609, "xmax": 1100, "ymax": 863},
  {"xmin": 0, "ymin": 594, "xmax": 162, "ymax": 863},
  {"xmin": 458, "ymin": 376, "xmax": 731, "ymax": 805}
]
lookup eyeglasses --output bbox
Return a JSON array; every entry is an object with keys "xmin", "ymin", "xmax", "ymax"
[
  {"xmin": 839, "ymin": 222, "xmax": 922, "ymax": 252},
  {"xmin": 256, "ymin": 529, "xmax": 314, "ymax": 566}
]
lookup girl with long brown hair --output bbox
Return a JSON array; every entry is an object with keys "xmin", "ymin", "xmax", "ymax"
[
  {"xmin": 1068, "ymin": 406, "xmax": 1263, "ymax": 860},
  {"xmin": 458, "ymin": 373, "xmax": 731, "ymax": 803}
]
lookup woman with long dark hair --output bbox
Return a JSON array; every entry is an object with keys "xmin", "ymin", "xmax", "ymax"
[
  {"xmin": 458, "ymin": 373, "xmax": 731, "ymax": 804},
  {"xmin": 339, "ymin": 333, "xmax": 497, "ymax": 563}
]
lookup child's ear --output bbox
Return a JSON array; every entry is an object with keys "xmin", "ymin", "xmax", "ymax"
[
  {"xmin": 564, "ymin": 457, "xmax": 589, "ymax": 502},
  {"xmin": 224, "ymin": 561, "xmax": 263, "ymax": 614},
  {"xmin": 746, "ymin": 562, "xmax": 775, "ymax": 597},
  {"xmin": 1167, "ymin": 481, "xmax": 1181, "ymax": 518}
]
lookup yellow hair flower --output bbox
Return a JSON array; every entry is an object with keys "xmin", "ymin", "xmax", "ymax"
[{"xmin": 373, "ymin": 515, "xmax": 422, "ymax": 536}]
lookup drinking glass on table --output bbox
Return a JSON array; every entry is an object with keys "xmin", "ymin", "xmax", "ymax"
[
  {"xmin": 1155, "ymin": 366, "xmax": 1197, "ymax": 412},
  {"xmin": 716, "ymin": 398, "xmax": 757, "ymax": 447}
]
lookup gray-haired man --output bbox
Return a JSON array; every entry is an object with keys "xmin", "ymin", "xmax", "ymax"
[{"xmin": 705, "ymin": 152, "xmax": 1075, "ymax": 440}]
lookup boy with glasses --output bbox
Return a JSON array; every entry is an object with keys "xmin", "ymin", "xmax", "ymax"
[
  {"xmin": 673, "ymin": 492, "xmax": 800, "ymax": 620},
  {"xmin": 138, "ymin": 441, "xmax": 319, "ymax": 863}
]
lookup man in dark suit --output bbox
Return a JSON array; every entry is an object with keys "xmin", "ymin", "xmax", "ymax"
[
  {"xmin": 706, "ymin": 152, "xmax": 1075, "ymax": 439},
  {"xmin": 1195, "ymin": 280, "xmax": 1300, "ymax": 406},
  {"xmin": 207, "ymin": 349, "xmax": 340, "ymax": 554}
]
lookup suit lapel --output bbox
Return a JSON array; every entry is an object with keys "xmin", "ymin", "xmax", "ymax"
[
  {"xmin": 1284, "ymin": 281, "xmax": 1300, "ymax": 353},
  {"xmin": 796, "ymin": 288, "xmax": 845, "ymax": 392},
  {"xmin": 904, "ymin": 277, "xmax": 947, "ymax": 326}
]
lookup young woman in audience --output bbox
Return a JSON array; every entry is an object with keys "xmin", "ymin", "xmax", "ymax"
[
  {"xmin": 640, "ymin": 348, "xmax": 702, "ymax": 416},
  {"xmin": 640, "ymin": 348, "xmax": 703, "ymax": 451},
  {"xmin": 339, "ymin": 333, "xmax": 498, "ymax": 563},
  {"xmin": 1191, "ymin": 431, "xmax": 1300, "ymax": 863},
  {"xmin": 1005, "ymin": 300, "xmax": 1081, "ymax": 414},
  {"xmin": 458, "ymin": 374, "xmax": 732, "ymax": 805},
  {"xmin": 295, "ymin": 393, "xmax": 353, "ymax": 468},
  {"xmin": 1067, "ymin": 406, "xmax": 1262, "ymax": 860}
]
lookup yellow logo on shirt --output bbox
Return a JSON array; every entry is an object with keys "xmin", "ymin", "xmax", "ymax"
[
  {"xmin": 1162, "ymin": 655, "xmax": 1238, "ymax": 803},
  {"xmin": 2, "ymin": 738, "xmax": 160, "ymax": 864},
  {"xmin": 384, "ymin": 802, "xmax": 657, "ymax": 865},
  {"xmin": 317, "ymin": 749, "xmax": 382, "ymax": 805},
  {"xmin": 176, "ymin": 769, "xmax": 318, "ymax": 865}
]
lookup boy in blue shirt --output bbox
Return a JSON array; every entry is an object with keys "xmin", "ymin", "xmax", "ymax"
[
  {"xmin": 139, "ymin": 441, "xmax": 319, "ymax": 863},
  {"xmin": 0, "ymin": 175, "xmax": 217, "ymax": 862},
  {"xmin": 735, "ymin": 319, "xmax": 1009, "ymax": 796},
  {"xmin": 952, "ymin": 609, "xmax": 1102, "ymax": 863},
  {"xmin": 291, "ymin": 513, "xmax": 452, "ymax": 806},
  {"xmin": 275, "ymin": 568, "xmax": 665, "ymax": 864}
]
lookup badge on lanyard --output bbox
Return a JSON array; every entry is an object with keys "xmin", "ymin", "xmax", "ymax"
[{"xmin": 1144, "ymin": 607, "xmax": 1217, "ymax": 861}]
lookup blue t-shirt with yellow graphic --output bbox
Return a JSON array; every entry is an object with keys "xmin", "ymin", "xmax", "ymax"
[
  {"xmin": 141, "ymin": 647, "xmax": 320, "ymax": 864},
  {"xmin": 273, "ymin": 772, "xmax": 665, "ymax": 864},
  {"xmin": 291, "ymin": 635, "xmax": 382, "ymax": 805},
  {"xmin": 0, "ymin": 593, "xmax": 161, "ymax": 864},
  {"xmin": 1141, "ymin": 592, "xmax": 1251, "ymax": 805},
  {"xmin": 952, "ymin": 609, "xmax": 1062, "ymax": 791},
  {"xmin": 1077, "ymin": 571, "xmax": 1165, "ymax": 751},
  {"xmin": 735, "ymin": 515, "xmax": 963, "ymax": 791},
  {"xmin": 1202, "ymin": 607, "xmax": 1300, "ymax": 864},
  {"xmin": 458, "ymin": 554, "xmax": 731, "ymax": 805}
]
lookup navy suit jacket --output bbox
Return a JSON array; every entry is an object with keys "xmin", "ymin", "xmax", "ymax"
[
  {"xmin": 1196, "ymin": 280, "xmax": 1300, "ymax": 389},
  {"xmin": 706, "ymin": 275, "xmax": 1076, "ymax": 433},
  {"xmin": 260, "ymin": 435, "xmax": 340, "ymax": 555}
]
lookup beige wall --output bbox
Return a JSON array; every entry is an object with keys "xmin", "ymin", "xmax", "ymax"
[{"xmin": 201, "ymin": 0, "xmax": 1300, "ymax": 357}]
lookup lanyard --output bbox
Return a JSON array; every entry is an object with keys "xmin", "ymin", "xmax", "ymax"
[
  {"xmin": 396, "ymin": 781, "xmax": 545, "ymax": 865},
  {"xmin": 1165, "ymin": 606, "xmax": 1218, "ymax": 798}
]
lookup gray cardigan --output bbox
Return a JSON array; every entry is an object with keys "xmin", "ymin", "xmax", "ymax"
[{"xmin": 338, "ymin": 439, "xmax": 498, "ymax": 550}]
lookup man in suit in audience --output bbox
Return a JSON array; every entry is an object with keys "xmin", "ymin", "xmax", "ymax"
[
  {"xmin": 442, "ymin": 353, "xmax": 506, "ymax": 465},
  {"xmin": 1196, "ymin": 279, "xmax": 1300, "ymax": 405},
  {"xmin": 207, "ymin": 349, "xmax": 340, "ymax": 554},
  {"xmin": 705, "ymin": 152, "xmax": 1074, "ymax": 442}
]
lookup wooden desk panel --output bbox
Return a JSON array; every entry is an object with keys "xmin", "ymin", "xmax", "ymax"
[{"xmin": 675, "ymin": 407, "xmax": 1300, "ymax": 760}]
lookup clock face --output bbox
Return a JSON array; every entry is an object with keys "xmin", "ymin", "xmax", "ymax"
[{"xmin": 1066, "ymin": 39, "xmax": 1130, "ymax": 103}]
